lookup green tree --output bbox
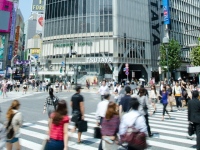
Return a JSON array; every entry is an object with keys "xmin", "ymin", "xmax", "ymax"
[
  {"xmin": 190, "ymin": 38, "xmax": 200, "ymax": 66},
  {"xmin": 159, "ymin": 39, "xmax": 181, "ymax": 73}
]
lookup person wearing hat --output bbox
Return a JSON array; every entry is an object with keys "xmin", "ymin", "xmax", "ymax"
[{"xmin": 71, "ymin": 85, "xmax": 85, "ymax": 143}]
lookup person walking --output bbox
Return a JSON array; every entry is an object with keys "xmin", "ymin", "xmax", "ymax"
[
  {"xmin": 96, "ymin": 93, "xmax": 110, "ymax": 126},
  {"xmin": 44, "ymin": 100, "xmax": 69, "ymax": 150},
  {"xmin": 98, "ymin": 80, "xmax": 109, "ymax": 101},
  {"xmin": 16, "ymin": 80, "xmax": 20, "ymax": 92},
  {"xmin": 71, "ymin": 85, "xmax": 85, "ymax": 143},
  {"xmin": 43, "ymin": 88, "xmax": 59, "ymax": 118},
  {"xmin": 119, "ymin": 86, "xmax": 132, "ymax": 117},
  {"xmin": 22, "ymin": 80, "xmax": 27, "ymax": 94},
  {"xmin": 119, "ymin": 98, "xmax": 147, "ymax": 150},
  {"xmin": 46, "ymin": 80, "xmax": 50, "ymax": 92},
  {"xmin": 166, "ymin": 84, "xmax": 174, "ymax": 112},
  {"xmin": 113, "ymin": 83, "xmax": 121, "ymax": 103},
  {"xmin": 100, "ymin": 102, "xmax": 120, "ymax": 150},
  {"xmin": 149, "ymin": 85, "xmax": 159, "ymax": 115},
  {"xmin": 42, "ymin": 81, "xmax": 46, "ymax": 92},
  {"xmin": 55, "ymin": 80, "xmax": 59, "ymax": 93},
  {"xmin": 67, "ymin": 81, "xmax": 71, "ymax": 92},
  {"xmin": 6, "ymin": 100, "xmax": 22, "ymax": 150},
  {"xmin": 1, "ymin": 81, "xmax": 8, "ymax": 98},
  {"xmin": 137, "ymin": 88, "xmax": 152, "ymax": 137},
  {"xmin": 188, "ymin": 90, "xmax": 200, "ymax": 150},
  {"xmin": 173, "ymin": 81, "xmax": 182, "ymax": 111},
  {"xmin": 160, "ymin": 86, "xmax": 171, "ymax": 121}
]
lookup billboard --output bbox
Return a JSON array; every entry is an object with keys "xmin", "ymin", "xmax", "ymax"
[
  {"xmin": 32, "ymin": 0, "xmax": 44, "ymax": 12},
  {"xmin": 36, "ymin": 14, "xmax": 44, "ymax": 33},
  {"xmin": 8, "ymin": 45, "xmax": 13, "ymax": 60},
  {"xmin": 163, "ymin": 0, "xmax": 170, "ymax": 25},
  {"xmin": 0, "ymin": 35, "xmax": 6, "ymax": 59},
  {"xmin": 14, "ymin": 26, "xmax": 20, "ymax": 56},
  {"xmin": 9, "ymin": 3, "xmax": 18, "ymax": 41},
  {"xmin": 0, "ymin": 10, "xmax": 10, "ymax": 31}
]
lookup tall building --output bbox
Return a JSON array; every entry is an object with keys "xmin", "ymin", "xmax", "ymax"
[
  {"xmin": 149, "ymin": 0, "xmax": 200, "ymax": 80},
  {"xmin": 41, "ymin": 0, "xmax": 151, "ymax": 83}
]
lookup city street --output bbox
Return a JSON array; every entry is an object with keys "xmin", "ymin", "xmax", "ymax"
[{"xmin": 0, "ymin": 88, "xmax": 196, "ymax": 150}]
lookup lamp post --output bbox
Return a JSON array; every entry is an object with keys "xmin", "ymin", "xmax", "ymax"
[{"xmin": 163, "ymin": 36, "xmax": 170, "ymax": 83}]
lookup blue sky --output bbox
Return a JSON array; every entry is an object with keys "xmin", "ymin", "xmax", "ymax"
[{"xmin": 19, "ymin": 0, "xmax": 32, "ymax": 21}]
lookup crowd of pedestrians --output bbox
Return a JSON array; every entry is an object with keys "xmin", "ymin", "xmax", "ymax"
[{"xmin": 1, "ymin": 76, "xmax": 200, "ymax": 150}]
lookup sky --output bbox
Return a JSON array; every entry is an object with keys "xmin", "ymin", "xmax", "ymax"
[{"xmin": 19, "ymin": 0, "xmax": 32, "ymax": 21}]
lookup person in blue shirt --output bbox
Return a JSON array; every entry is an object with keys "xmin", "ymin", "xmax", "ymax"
[{"xmin": 161, "ymin": 86, "xmax": 171, "ymax": 121}]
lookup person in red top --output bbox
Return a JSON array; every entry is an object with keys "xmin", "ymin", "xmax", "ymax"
[{"xmin": 45, "ymin": 100, "xmax": 69, "ymax": 150}]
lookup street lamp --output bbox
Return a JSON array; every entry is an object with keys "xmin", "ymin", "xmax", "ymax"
[{"xmin": 163, "ymin": 36, "xmax": 170, "ymax": 83}]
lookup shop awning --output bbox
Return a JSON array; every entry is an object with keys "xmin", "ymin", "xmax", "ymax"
[{"xmin": 37, "ymin": 71, "xmax": 75, "ymax": 75}]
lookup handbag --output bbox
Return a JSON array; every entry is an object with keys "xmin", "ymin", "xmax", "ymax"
[
  {"xmin": 6, "ymin": 113, "xmax": 18, "ymax": 140},
  {"xmin": 188, "ymin": 122, "xmax": 195, "ymax": 136},
  {"xmin": 78, "ymin": 120, "xmax": 88, "ymax": 132},
  {"xmin": 120, "ymin": 115, "xmax": 147, "ymax": 149},
  {"xmin": 94, "ymin": 127, "xmax": 101, "ymax": 139},
  {"xmin": 71, "ymin": 110, "xmax": 81, "ymax": 123}
]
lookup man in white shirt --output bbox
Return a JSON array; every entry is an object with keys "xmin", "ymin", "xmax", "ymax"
[
  {"xmin": 98, "ymin": 80, "xmax": 109, "ymax": 101},
  {"xmin": 95, "ymin": 93, "xmax": 110, "ymax": 125},
  {"xmin": 113, "ymin": 83, "xmax": 121, "ymax": 102}
]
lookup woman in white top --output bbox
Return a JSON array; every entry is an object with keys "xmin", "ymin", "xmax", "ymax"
[
  {"xmin": 149, "ymin": 85, "xmax": 159, "ymax": 115},
  {"xmin": 22, "ymin": 80, "xmax": 27, "ymax": 94},
  {"xmin": 55, "ymin": 81, "xmax": 59, "ymax": 93},
  {"xmin": 6, "ymin": 100, "xmax": 22, "ymax": 150},
  {"xmin": 173, "ymin": 82, "xmax": 182, "ymax": 111}
]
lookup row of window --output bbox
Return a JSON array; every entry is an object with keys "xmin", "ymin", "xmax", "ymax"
[
  {"xmin": 44, "ymin": 15, "xmax": 113, "ymax": 37},
  {"xmin": 45, "ymin": 0, "xmax": 112, "ymax": 19}
]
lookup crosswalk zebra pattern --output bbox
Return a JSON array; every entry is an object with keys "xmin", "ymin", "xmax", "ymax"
[{"xmin": 3, "ymin": 104, "xmax": 196, "ymax": 150}]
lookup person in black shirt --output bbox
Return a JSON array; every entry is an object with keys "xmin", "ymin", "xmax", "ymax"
[
  {"xmin": 71, "ymin": 85, "xmax": 85, "ymax": 143},
  {"xmin": 119, "ymin": 86, "xmax": 132, "ymax": 117}
]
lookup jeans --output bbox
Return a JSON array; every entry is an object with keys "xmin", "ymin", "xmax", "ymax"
[
  {"xmin": 163, "ymin": 103, "xmax": 169, "ymax": 116},
  {"xmin": 175, "ymin": 96, "xmax": 182, "ymax": 108},
  {"xmin": 45, "ymin": 139, "xmax": 64, "ymax": 150},
  {"xmin": 144, "ymin": 114, "xmax": 152, "ymax": 136}
]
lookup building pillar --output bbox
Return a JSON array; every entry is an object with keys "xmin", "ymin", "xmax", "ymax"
[{"xmin": 113, "ymin": 63, "xmax": 119, "ymax": 82}]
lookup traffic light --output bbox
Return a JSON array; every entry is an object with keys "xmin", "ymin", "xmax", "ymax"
[{"xmin": 60, "ymin": 67, "xmax": 62, "ymax": 73}]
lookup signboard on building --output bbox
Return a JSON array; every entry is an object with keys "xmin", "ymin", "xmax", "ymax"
[
  {"xmin": 14, "ymin": 26, "xmax": 20, "ymax": 56},
  {"xmin": 0, "ymin": 62, "xmax": 2, "ymax": 70},
  {"xmin": 36, "ymin": 14, "xmax": 44, "ymax": 33},
  {"xmin": 8, "ymin": 45, "xmax": 13, "ymax": 60},
  {"xmin": 163, "ymin": 0, "xmax": 170, "ymax": 25},
  {"xmin": 31, "ymin": 48, "xmax": 40, "ymax": 54},
  {"xmin": 9, "ymin": 3, "xmax": 18, "ymax": 41},
  {"xmin": 32, "ymin": 0, "xmax": 44, "ymax": 12},
  {"xmin": 0, "ymin": 35, "xmax": 5, "ymax": 59},
  {"xmin": 86, "ymin": 57, "xmax": 113, "ymax": 63}
]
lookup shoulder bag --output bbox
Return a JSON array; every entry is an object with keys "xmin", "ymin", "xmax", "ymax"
[
  {"xmin": 6, "ymin": 112, "xmax": 18, "ymax": 140},
  {"xmin": 188, "ymin": 122, "xmax": 195, "ymax": 136},
  {"xmin": 120, "ymin": 115, "xmax": 147, "ymax": 149}
]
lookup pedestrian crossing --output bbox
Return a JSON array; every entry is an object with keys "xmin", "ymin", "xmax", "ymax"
[{"xmin": 3, "ymin": 104, "xmax": 196, "ymax": 150}]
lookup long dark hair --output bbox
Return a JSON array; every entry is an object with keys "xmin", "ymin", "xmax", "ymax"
[
  {"xmin": 52, "ymin": 100, "xmax": 68, "ymax": 125},
  {"xmin": 49, "ymin": 88, "xmax": 54, "ymax": 99}
]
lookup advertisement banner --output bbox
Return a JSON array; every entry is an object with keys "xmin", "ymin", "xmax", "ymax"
[
  {"xmin": 9, "ymin": 3, "xmax": 18, "ymax": 41},
  {"xmin": 0, "ymin": 62, "xmax": 2, "ymax": 70},
  {"xmin": 0, "ymin": 35, "xmax": 5, "ymax": 59},
  {"xmin": 8, "ymin": 45, "xmax": 13, "ymax": 60},
  {"xmin": 14, "ymin": 26, "xmax": 20, "ymax": 56},
  {"xmin": 36, "ymin": 14, "xmax": 44, "ymax": 33},
  {"xmin": 163, "ymin": 0, "xmax": 170, "ymax": 25},
  {"xmin": 32, "ymin": 0, "xmax": 44, "ymax": 12}
]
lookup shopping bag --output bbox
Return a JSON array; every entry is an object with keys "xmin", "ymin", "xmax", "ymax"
[
  {"xmin": 78, "ymin": 120, "xmax": 88, "ymax": 132},
  {"xmin": 94, "ymin": 127, "xmax": 101, "ymax": 139}
]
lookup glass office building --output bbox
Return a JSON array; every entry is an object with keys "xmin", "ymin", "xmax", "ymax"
[{"xmin": 41, "ymin": 0, "xmax": 151, "ymax": 83}]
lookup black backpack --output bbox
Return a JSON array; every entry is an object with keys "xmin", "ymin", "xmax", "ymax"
[
  {"xmin": 51, "ymin": 96, "xmax": 59, "ymax": 110},
  {"xmin": 6, "ymin": 113, "xmax": 18, "ymax": 140}
]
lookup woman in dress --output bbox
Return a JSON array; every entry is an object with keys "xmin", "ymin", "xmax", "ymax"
[
  {"xmin": 100, "ymin": 102, "xmax": 120, "ymax": 150},
  {"xmin": 149, "ymin": 85, "xmax": 158, "ymax": 115},
  {"xmin": 2, "ymin": 80, "xmax": 8, "ymax": 98},
  {"xmin": 161, "ymin": 86, "xmax": 171, "ymax": 121},
  {"xmin": 45, "ymin": 100, "xmax": 69, "ymax": 150},
  {"xmin": 6, "ymin": 100, "xmax": 22, "ymax": 150}
]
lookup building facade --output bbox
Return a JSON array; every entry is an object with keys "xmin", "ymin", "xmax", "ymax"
[
  {"xmin": 41, "ymin": 0, "xmax": 151, "ymax": 83},
  {"xmin": 149, "ymin": 0, "xmax": 200, "ymax": 81}
]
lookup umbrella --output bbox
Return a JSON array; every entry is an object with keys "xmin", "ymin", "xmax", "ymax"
[{"xmin": 139, "ymin": 78, "xmax": 145, "ymax": 82}]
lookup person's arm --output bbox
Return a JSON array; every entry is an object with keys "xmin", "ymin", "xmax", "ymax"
[
  {"xmin": 119, "ymin": 105, "xmax": 122, "ymax": 117},
  {"xmin": 63, "ymin": 123, "xmax": 69, "ymax": 150},
  {"xmin": 80, "ymin": 102, "xmax": 85, "ymax": 120}
]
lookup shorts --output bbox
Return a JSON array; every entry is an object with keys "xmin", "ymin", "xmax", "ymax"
[
  {"xmin": 151, "ymin": 98, "xmax": 158, "ymax": 103},
  {"xmin": 23, "ymin": 87, "xmax": 27, "ymax": 89},
  {"xmin": 6, "ymin": 137, "xmax": 19, "ymax": 143},
  {"xmin": 17, "ymin": 85, "xmax": 20, "ymax": 88},
  {"xmin": 56, "ymin": 86, "xmax": 59, "ymax": 88}
]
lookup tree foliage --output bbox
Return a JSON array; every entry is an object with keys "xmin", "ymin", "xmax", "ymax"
[
  {"xmin": 190, "ymin": 38, "xmax": 200, "ymax": 66},
  {"xmin": 159, "ymin": 39, "xmax": 181, "ymax": 72}
]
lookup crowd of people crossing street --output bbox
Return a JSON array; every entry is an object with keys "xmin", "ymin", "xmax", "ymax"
[{"xmin": 0, "ymin": 77, "xmax": 200, "ymax": 150}]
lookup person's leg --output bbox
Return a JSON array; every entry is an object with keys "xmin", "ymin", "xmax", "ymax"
[
  {"xmin": 196, "ymin": 124, "xmax": 200, "ymax": 150},
  {"xmin": 175, "ymin": 96, "xmax": 179, "ymax": 109},
  {"xmin": 6, "ymin": 142, "xmax": 12, "ymax": 150},
  {"xmin": 13, "ymin": 140, "xmax": 20, "ymax": 150},
  {"xmin": 78, "ymin": 132, "xmax": 82, "ymax": 142},
  {"xmin": 144, "ymin": 114, "xmax": 152, "ymax": 137},
  {"xmin": 98, "ymin": 140, "xmax": 103, "ymax": 150}
]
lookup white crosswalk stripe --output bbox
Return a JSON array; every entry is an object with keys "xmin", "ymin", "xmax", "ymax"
[{"xmin": 5, "ymin": 104, "xmax": 196, "ymax": 150}]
